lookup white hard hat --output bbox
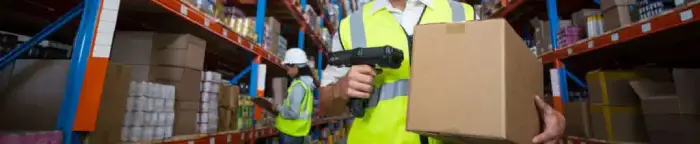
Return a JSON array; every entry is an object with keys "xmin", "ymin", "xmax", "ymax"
[{"xmin": 282, "ymin": 48, "xmax": 308, "ymax": 65}]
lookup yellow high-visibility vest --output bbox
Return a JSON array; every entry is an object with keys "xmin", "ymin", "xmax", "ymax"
[
  {"xmin": 275, "ymin": 80, "xmax": 314, "ymax": 136},
  {"xmin": 337, "ymin": 0, "xmax": 475, "ymax": 143}
]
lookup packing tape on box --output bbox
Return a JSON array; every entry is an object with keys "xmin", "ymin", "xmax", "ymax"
[
  {"xmin": 593, "ymin": 72, "xmax": 638, "ymax": 104},
  {"xmin": 589, "ymin": 105, "xmax": 638, "ymax": 141}
]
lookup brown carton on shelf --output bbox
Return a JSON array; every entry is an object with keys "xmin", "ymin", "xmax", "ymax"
[
  {"xmin": 90, "ymin": 62, "xmax": 132, "ymax": 143},
  {"xmin": 154, "ymin": 33, "xmax": 206, "ymax": 70},
  {"xmin": 601, "ymin": 0, "xmax": 636, "ymax": 31},
  {"xmin": 152, "ymin": 66, "xmax": 202, "ymax": 101},
  {"xmin": 589, "ymin": 105, "xmax": 648, "ymax": 142},
  {"xmin": 563, "ymin": 101, "xmax": 592, "ymax": 138},
  {"xmin": 586, "ymin": 71, "xmax": 640, "ymax": 106},
  {"xmin": 174, "ymin": 109, "xmax": 198, "ymax": 135},
  {"xmin": 408, "ymin": 19, "xmax": 541, "ymax": 144},
  {"xmin": 110, "ymin": 31, "xmax": 157, "ymax": 65}
]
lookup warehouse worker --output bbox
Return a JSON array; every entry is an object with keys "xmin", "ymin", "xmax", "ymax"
[
  {"xmin": 275, "ymin": 48, "xmax": 317, "ymax": 144},
  {"xmin": 318, "ymin": 0, "xmax": 566, "ymax": 143}
]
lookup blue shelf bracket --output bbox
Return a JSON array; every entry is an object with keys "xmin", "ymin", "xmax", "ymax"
[
  {"xmin": 546, "ymin": 0, "xmax": 559, "ymax": 49},
  {"xmin": 230, "ymin": 65, "xmax": 252, "ymax": 84},
  {"xmin": 0, "ymin": 3, "xmax": 84, "ymax": 70},
  {"xmin": 299, "ymin": 0, "xmax": 308, "ymax": 49},
  {"xmin": 57, "ymin": 0, "xmax": 100, "ymax": 144},
  {"xmin": 255, "ymin": 0, "xmax": 267, "ymax": 43}
]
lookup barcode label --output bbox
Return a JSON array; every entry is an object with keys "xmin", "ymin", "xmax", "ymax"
[
  {"xmin": 680, "ymin": 10, "xmax": 694, "ymax": 21},
  {"xmin": 587, "ymin": 41, "xmax": 594, "ymax": 48},
  {"xmin": 567, "ymin": 48, "xmax": 573, "ymax": 55},
  {"xmin": 204, "ymin": 19, "xmax": 210, "ymax": 27},
  {"xmin": 180, "ymin": 4, "xmax": 188, "ymax": 15},
  {"xmin": 641, "ymin": 23, "xmax": 651, "ymax": 33},
  {"xmin": 611, "ymin": 33, "xmax": 619, "ymax": 41}
]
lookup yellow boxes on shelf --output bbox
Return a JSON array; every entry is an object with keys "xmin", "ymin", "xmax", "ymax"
[
  {"xmin": 589, "ymin": 105, "xmax": 648, "ymax": 142},
  {"xmin": 586, "ymin": 71, "xmax": 640, "ymax": 106}
]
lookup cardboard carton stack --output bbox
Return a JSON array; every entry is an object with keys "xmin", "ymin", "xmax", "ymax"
[
  {"xmin": 601, "ymin": 0, "xmax": 638, "ymax": 31},
  {"xmin": 571, "ymin": 9, "xmax": 601, "ymax": 37},
  {"xmin": 218, "ymin": 83, "xmax": 240, "ymax": 131},
  {"xmin": 629, "ymin": 69, "xmax": 700, "ymax": 144},
  {"xmin": 563, "ymin": 101, "xmax": 592, "ymax": 138},
  {"xmin": 264, "ymin": 17, "xmax": 282, "ymax": 56},
  {"xmin": 111, "ymin": 31, "xmax": 206, "ymax": 135},
  {"xmin": 408, "ymin": 19, "xmax": 541, "ymax": 144},
  {"xmin": 122, "ymin": 82, "xmax": 176, "ymax": 142},
  {"xmin": 198, "ymin": 71, "xmax": 222, "ymax": 133},
  {"xmin": 530, "ymin": 19, "xmax": 572, "ymax": 55},
  {"xmin": 586, "ymin": 71, "xmax": 648, "ymax": 142}
]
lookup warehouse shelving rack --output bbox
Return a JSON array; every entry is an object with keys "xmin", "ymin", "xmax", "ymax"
[
  {"xmin": 525, "ymin": 0, "xmax": 700, "ymax": 144},
  {"xmin": 0, "ymin": 0, "xmax": 353, "ymax": 143}
]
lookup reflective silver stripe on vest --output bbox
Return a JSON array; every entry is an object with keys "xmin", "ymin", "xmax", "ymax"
[
  {"xmin": 449, "ymin": 1, "xmax": 466, "ymax": 22},
  {"xmin": 368, "ymin": 79, "xmax": 409, "ymax": 107},
  {"xmin": 349, "ymin": 11, "xmax": 367, "ymax": 48}
]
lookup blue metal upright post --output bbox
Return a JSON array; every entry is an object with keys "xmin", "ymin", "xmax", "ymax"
[
  {"xmin": 546, "ymin": 0, "xmax": 560, "ymax": 49},
  {"xmin": 58, "ymin": 0, "xmax": 100, "ymax": 143},
  {"xmin": 299, "ymin": 0, "xmax": 308, "ymax": 49},
  {"xmin": 255, "ymin": 0, "xmax": 267, "ymax": 43}
]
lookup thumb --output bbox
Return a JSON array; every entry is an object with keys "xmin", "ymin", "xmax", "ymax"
[{"xmin": 534, "ymin": 95, "xmax": 553, "ymax": 113}]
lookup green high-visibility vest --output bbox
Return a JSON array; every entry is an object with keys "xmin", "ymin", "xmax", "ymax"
[{"xmin": 275, "ymin": 80, "xmax": 313, "ymax": 136}]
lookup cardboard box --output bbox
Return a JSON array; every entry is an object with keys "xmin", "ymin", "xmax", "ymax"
[
  {"xmin": 408, "ymin": 19, "xmax": 541, "ymax": 144},
  {"xmin": 154, "ymin": 33, "xmax": 206, "ymax": 70},
  {"xmin": 271, "ymin": 77, "xmax": 289, "ymax": 105},
  {"xmin": 111, "ymin": 31, "xmax": 157, "ymax": 65},
  {"xmin": 586, "ymin": 71, "xmax": 640, "ymax": 106},
  {"xmin": 673, "ymin": 68, "xmax": 700, "ymax": 99},
  {"xmin": 571, "ymin": 9, "xmax": 601, "ymax": 34},
  {"xmin": 152, "ymin": 66, "xmax": 202, "ymax": 101},
  {"xmin": 601, "ymin": 0, "xmax": 636, "ymax": 10},
  {"xmin": 176, "ymin": 100, "xmax": 201, "ymax": 111},
  {"xmin": 90, "ymin": 62, "xmax": 132, "ymax": 143},
  {"xmin": 589, "ymin": 105, "xmax": 648, "ymax": 142},
  {"xmin": 174, "ymin": 109, "xmax": 198, "ymax": 135},
  {"xmin": 564, "ymin": 101, "xmax": 592, "ymax": 138},
  {"xmin": 603, "ymin": 6, "xmax": 635, "ymax": 31}
]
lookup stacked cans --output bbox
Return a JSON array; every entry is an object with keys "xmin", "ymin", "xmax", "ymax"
[
  {"xmin": 198, "ymin": 71, "xmax": 222, "ymax": 133},
  {"xmin": 586, "ymin": 15, "xmax": 605, "ymax": 37},
  {"xmin": 639, "ymin": 0, "xmax": 676, "ymax": 19},
  {"xmin": 557, "ymin": 26, "xmax": 583, "ymax": 48},
  {"xmin": 122, "ymin": 82, "xmax": 176, "ymax": 142}
]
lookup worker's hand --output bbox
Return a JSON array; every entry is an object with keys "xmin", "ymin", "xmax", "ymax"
[
  {"xmin": 533, "ymin": 95, "xmax": 565, "ymax": 144},
  {"xmin": 340, "ymin": 65, "xmax": 377, "ymax": 99}
]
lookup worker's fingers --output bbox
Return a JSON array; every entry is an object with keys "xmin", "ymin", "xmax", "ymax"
[
  {"xmin": 534, "ymin": 95, "xmax": 553, "ymax": 113},
  {"xmin": 349, "ymin": 80, "xmax": 374, "ymax": 93},
  {"xmin": 349, "ymin": 71, "xmax": 375, "ymax": 85},
  {"xmin": 532, "ymin": 127, "xmax": 558, "ymax": 143},
  {"xmin": 351, "ymin": 65, "xmax": 377, "ymax": 76},
  {"xmin": 346, "ymin": 88, "xmax": 371, "ymax": 98}
]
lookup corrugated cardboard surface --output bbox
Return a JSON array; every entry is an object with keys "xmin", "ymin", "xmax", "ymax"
[
  {"xmin": 673, "ymin": 69, "xmax": 700, "ymax": 99},
  {"xmin": 151, "ymin": 66, "xmax": 202, "ymax": 101},
  {"xmin": 408, "ymin": 19, "xmax": 540, "ymax": 144},
  {"xmin": 601, "ymin": 0, "xmax": 636, "ymax": 10},
  {"xmin": 174, "ymin": 110, "xmax": 198, "ymax": 135},
  {"xmin": 564, "ymin": 101, "xmax": 591, "ymax": 138},
  {"xmin": 111, "ymin": 31, "xmax": 157, "ymax": 65},
  {"xmin": 589, "ymin": 105, "xmax": 648, "ymax": 142},
  {"xmin": 603, "ymin": 6, "xmax": 634, "ymax": 31},
  {"xmin": 0, "ymin": 59, "xmax": 70, "ymax": 130},
  {"xmin": 154, "ymin": 43, "xmax": 205, "ymax": 71},
  {"xmin": 571, "ymin": 9, "xmax": 601, "ymax": 32},
  {"xmin": 586, "ymin": 71, "xmax": 640, "ymax": 106},
  {"xmin": 89, "ymin": 62, "xmax": 132, "ymax": 144},
  {"xmin": 271, "ymin": 77, "xmax": 289, "ymax": 105}
]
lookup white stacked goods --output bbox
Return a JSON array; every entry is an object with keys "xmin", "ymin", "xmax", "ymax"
[
  {"xmin": 198, "ymin": 71, "xmax": 222, "ymax": 133},
  {"xmin": 122, "ymin": 81, "xmax": 176, "ymax": 142}
]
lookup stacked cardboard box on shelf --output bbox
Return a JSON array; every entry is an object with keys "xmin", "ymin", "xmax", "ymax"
[
  {"xmin": 111, "ymin": 31, "xmax": 206, "ymax": 135},
  {"xmin": 629, "ymin": 68, "xmax": 700, "ymax": 144},
  {"xmin": 601, "ymin": 0, "xmax": 638, "ymax": 31},
  {"xmin": 264, "ymin": 17, "xmax": 282, "ymax": 57},
  {"xmin": 571, "ymin": 9, "xmax": 601, "ymax": 37},
  {"xmin": 586, "ymin": 71, "xmax": 648, "ymax": 142},
  {"xmin": 530, "ymin": 19, "xmax": 572, "ymax": 55},
  {"xmin": 198, "ymin": 71, "xmax": 222, "ymax": 133},
  {"xmin": 218, "ymin": 84, "xmax": 240, "ymax": 131}
]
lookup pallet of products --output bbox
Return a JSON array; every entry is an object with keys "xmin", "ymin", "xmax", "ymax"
[
  {"xmin": 198, "ymin": 71, "xmax": 222, "ymax": 133},
  {"xmin": 638, "ymin": 0, "xmax": 676, "ymax": 19},
  {"xmin": 278, "ymin": 36, "xmax": 288, "ymax": 59},
  {"xmin": 238, "ymin": 94, "xmax": 254, "ymax": 130},
  {"xmin": 557, "ymin": 26, "xmax": 583, "ymax": 47},
  {"xmin": 629, "ymin": 68, "xmax": 700, "ymax": 144},
  {"xmin": 264, "ymin": 17, "xmax": 282, "ymax": 57},
  {"xmin": 122, "ymin": 82, "xmax": 177, "ymax": 142}
]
